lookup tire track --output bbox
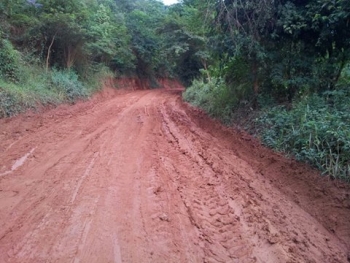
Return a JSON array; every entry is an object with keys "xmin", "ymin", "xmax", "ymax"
[
  {"xmin": 159, "ymin": 95, "xmax": 348, "ymax": 263},
  {"xmin": 159, "ymin": 104, "xmax": 257, "ymax": 263},
  {"xmin": 0, "ymin": 87, "xmax": 349, "ymax": 263}
]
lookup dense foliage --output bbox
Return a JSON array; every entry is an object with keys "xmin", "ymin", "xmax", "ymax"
[
  {"xmin": 184, "ymin": 0, "xmax": 350, "ymax": 102},
  {"xmin": 257, "ymin": 89, "xmax": 350, "ymax": 179},
  {"xmin": 0, "ymin": 0, "xmax": 204, "ymax": 116},
  {"xmin": 182, "ymin": 0, "xmax": 350, "ymax": 179}
]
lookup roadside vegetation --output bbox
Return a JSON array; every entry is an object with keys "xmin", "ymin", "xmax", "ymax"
[
  {"xmin": 1, "ymin": 0, "xmax": 349, "ymax": 180},
  {"xmin": 0, "ymin": 0, "xmax": 205, "ymax": 117},
  {"xmin": 257, "ymin": 88, "xmax": 350, "ymax": 180},
  {"xmin": 182, "ymin": 0, "xmax": 350, "ymax": 180}
]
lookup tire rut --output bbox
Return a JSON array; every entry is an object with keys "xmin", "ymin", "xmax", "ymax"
[
  {"xmin": 159, "ymin": 103, "xmax": 257, "ymax": 263},
  {"xmin": 0, "ymin": 87, "xmax": 349, "ymax": 263},
  {"xmin": 158, "ymin": 96, "xmax": 348, "ymax": 263}
]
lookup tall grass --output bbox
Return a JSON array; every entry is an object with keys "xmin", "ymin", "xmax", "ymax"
[
  {"xmin": 183, "ymin": 77, "xmax": 237, "ymax": 123},
  {"xmin": 0, "ymin": 67, "xmax": 114, "ymax": 118},
  {"xmin": 257, "ymin": 90, "xmax": 350, "ymax": 180},
  {"xmin": 0, "ymin": 42, "xmax": 114, "ymax": 118}
]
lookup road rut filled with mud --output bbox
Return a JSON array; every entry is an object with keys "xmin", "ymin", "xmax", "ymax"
[{"xmin": 0, "ymin": 84, "xmax": 349, "ymax": 263}]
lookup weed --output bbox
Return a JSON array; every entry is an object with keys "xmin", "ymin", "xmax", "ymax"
[
  {"xmin": 256, "ymin": 90, "xmax": 350, "ymax": 180},
  {"xmin": 183, "ymin": 77, "xmax": 237, "ymax": 123}
]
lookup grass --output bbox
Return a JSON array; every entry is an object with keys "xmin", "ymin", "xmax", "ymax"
[
  {"xmin": 256, "ymin": 90, "xmax": 350, "ymax": 180},
  {"xmin": 183, "ymin": 77, "xmax": 237, "ymax": 124},
  {"xmin": 0, "ymin": 64, "xmax": 113, "ymax": 118},
  {"xmin": 183, "ymin": 74, "xmax": 350, "ymax": 180}
]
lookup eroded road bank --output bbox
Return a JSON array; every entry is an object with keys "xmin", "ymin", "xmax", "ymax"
[{"xmin": 0, "ymin": 87, "xmax": 349, "ymax": 263}]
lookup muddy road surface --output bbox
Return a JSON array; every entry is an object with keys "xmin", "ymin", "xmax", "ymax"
[{"xmin": 0, "ymin": 86, "xmax": 349, "ymax": 263}]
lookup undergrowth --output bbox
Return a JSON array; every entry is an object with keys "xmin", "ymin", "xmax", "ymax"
[
  {"xmin": 0, "ymin": 56, "xmax": 113, "ymax": 118},
  {"xmin": 256, "ymin": 90, "xmax": 350, "ymax": 180},
  {"xmin": 183, "ymin": 77, "xmax": 237, "ymax": 123},
  {"xmin": 0, "ymin": 36, "xmax": 115, "ymax": 118},
  {"xmin": 183, "ymin": 73, "xmax": 350, "ymax": 181}
]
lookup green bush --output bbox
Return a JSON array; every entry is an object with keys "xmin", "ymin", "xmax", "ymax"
[
  {"xmin": 50, "ymin": 69, "xmax": 88, "ymax": 102},
  {"xmin": 0, "ymin": 77, "xmax": 43, "ymax": 118},
  {"xmin": 0, "ymin": 39, "xmax": 22, "ymax": 83},
  {"xmin": 183, "ymin": 77, "xmax": 237, "ymax": 123},
  {"xmin": 0, "ymin": 88, "xmax": 22, "ymax": 118},
  {"xmin": 256, "ymin": 90, "xmax": 350, "ymax": 180},
  {"xmin": 80, "ymin": 64, "xmax": 115, "ymax": 92},
  {"xmin": 0, "ymin": 58, "xmax": 111, "ymax": 118}
]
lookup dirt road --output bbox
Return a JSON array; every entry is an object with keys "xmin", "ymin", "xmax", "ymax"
[{"xmin": 0, "ymin": 84, "xmax": 349, "ymax": 263}]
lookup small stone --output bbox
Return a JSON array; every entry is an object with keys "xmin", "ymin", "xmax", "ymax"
[
  {"xmin": 153, "ymin": 186, "xmax": 162, "ymax": 195},
  {"xmin": 292, "ymin": 237, "xmax": 300, "ymax": 244},
  {"xmin": 159, "ymin": 213, "xmax": 169, "ymax": 222},
  {"xmin": 268, "ymin": 237, "xmax": 278, "ymax": 244}
]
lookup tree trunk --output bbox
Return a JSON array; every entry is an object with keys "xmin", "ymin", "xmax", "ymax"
[
  {"xmin": 252, "ymin": 61, "xmax": 259, "ymax": 109},
  {"xmin": 202, "ymin": 59, "xmax": 211, "ymax": 82},
  {"xmin": 65, "ymin": 45, "xmax": 76, "ymax": 69},
  {"xmin": 46, "ymin": 34, "xmax": 56, "ymax": 73},
  {"xmin": 333, "ymin": 53, "xmax": 347, "ymax": 88}
]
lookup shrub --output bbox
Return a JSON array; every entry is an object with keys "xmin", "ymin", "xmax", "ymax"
[
  {"xmin": 0, "ymin": 88, "xmax": 22, "ymax": 118},
  {"xmin": 0, "ymin": 64, "xmax": 105, "ymax": 118},
  {"xmin": 0, "ymin": 79, "xmax": 39, "ymax": 118},
  {"xmin": 0, "ymin": 39, "xmax": 22, "ymax": 83},
  {"xmin": 77, "ymin": 63, "xmax": 116, "ymax": 92},
  {"xmin": 50, "ymin": 69, "xmax": 88, "ymax": 102},
  {"xmin": 183, "ymin": 77, "xmax": 237, "ymax": 123},
  {"xmin": 256, "ymin": 90, "xmax": 350, "ymax": 180}
]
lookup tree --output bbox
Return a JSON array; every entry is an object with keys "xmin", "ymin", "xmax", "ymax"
[{"xmin": 85, "ymin": 2, "xmax": 134, "ymax": 70}]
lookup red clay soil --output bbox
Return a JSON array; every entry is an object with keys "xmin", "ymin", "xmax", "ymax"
[{"xmin": 0, "ymin": 81, "xmax": 349, "ymax": 263}]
